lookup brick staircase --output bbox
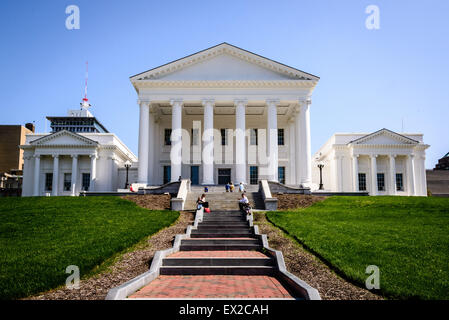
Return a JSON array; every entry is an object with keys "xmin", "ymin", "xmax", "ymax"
[
  {"xmin": 184, "ymin": 185, "xmax": 264, "ymax": 211},
  {"xmin": 128, "ymin": 209, "xmax": 295, "ymax": 298}
]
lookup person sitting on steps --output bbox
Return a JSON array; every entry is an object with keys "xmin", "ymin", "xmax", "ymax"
[
  {"xmin": 239, "ymin": 193, "xmax": 249, "ymax": 211},
  {"xmin": 230, "ymin": 182, "xmax": 235, "ymax": 192},
  {"xmin": 225, "ymin": 182, "xmax": 230, "ymax": 192},
  {"xmin": 199, "ymin": 193, "xmax": 209, "ymax": 209}
]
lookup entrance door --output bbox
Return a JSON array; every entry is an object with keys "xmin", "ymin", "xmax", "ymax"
[
  {"xmin": 218, "ymin": 169, "xmax": 231, "ymax": 185},
  {"xmin": 191, "ymin": 166, "xmax": 199, "ymax": 185}
]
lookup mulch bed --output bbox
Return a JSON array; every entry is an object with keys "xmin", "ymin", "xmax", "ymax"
[
  {"xmin": 122, "ymin": 194, "xmax": 171, "ymax": 210},
  {"xmin": 26, "ymin": 195, "xmax": 193, "ymax": 300},
  {"xmin": 254, "ymin": 195, "xmax": 383, "ymax": 300},
  {"xmin": 276, "ymin": 194, "xmax": 327, "ymax": 210}
]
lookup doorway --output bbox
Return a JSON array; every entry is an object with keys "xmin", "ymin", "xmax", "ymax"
[
  {"xmin": 191, "ymin": 166, "xmax": 199, "ymax": 185},
  {"xmin": 218, "ymin": 168, "xmax": 231, "ymax": 185}
]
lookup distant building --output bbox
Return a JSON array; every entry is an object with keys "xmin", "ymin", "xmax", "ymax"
[
  {"xmin": 47, "ymin": 107, "xmax": 109, "ymax": 133},
  {"xmin": 0, "ymin": 123, "xmax": 35, "ymax": 196},
  {"xmin": 434, "ymin": 152, "xmax": 449, "ymax": 170}
]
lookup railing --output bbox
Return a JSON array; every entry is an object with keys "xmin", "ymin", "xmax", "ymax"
[
  {"xmin": 170, "ymin": 179, "xmax": 191, "ymax": 211},
  {"xmin": 259, "ymin": 180, "xmax": 278, "ymax": 210}
]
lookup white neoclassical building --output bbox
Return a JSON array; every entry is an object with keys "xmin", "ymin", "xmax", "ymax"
[
  {"xmin": 132, "ymin": 42, "xmax": 319, "ymax": 188},
  {"xmin": 20, "ymin": 129, "xmax": 137, "ymax": 197},
  {"xmin": 312, "ymin": 129, "xmax": 429, "ymax": 196}
]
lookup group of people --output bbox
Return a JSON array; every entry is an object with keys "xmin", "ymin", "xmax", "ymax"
[
  {"xmin": 225, "ymin": 182, "xmax": 245, "ymax": 193},
  {"xmin": 196, "ymin": 182, "xmax": 252, "ymax": 215}
]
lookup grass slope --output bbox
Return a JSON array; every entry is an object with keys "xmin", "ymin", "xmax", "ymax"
[
  {"xmin": 267, "ymin": 196, "xmax": 449, "ymax": 300},
  {"xmin": 0, "ymin": 196, "xmax": 179, "ymax": 299}
]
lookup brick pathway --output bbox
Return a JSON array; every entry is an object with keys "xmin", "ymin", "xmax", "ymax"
[{"xmin": 129, "ymin": 275, "xmax": 292, "ymax": 299}]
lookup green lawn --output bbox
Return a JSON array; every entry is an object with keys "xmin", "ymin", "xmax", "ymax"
[
  {"xmin": 267, "ymin": 196, "xmax": 449, "ymax": 300},
  {"xmin": 0, "ymin": 196, "xmax": 179, "ymax": 300}
]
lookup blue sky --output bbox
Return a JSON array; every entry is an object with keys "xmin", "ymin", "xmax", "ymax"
[{"xmin": 0, "ymin": 0, "xmax": 448, "ymax": 168}]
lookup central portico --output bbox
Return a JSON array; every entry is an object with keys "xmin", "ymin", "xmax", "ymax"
[{"xmin": 131, "ymin": 43, "xmax": 319, "ymax": 187}]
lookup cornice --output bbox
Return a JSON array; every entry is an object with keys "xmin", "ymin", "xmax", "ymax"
[{"xmin": 132, "ymin": 79, "xmax": 317, "ymax": 89}]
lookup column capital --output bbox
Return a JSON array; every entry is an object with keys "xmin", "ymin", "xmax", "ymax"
[
  {"xmin": 352, "ymin": 154, "xmax": 359, "ymax": 159},
  {"xmin": 266, "ymin": 98, "xmax": 280, "ymax": 106},
  {"xmin": 371, "ymin": 154, "xmax": 378, "ymax": 158},
  {"xmin": 170, "ymin": 98, "xmax": 183, "ymax": 107},
  {"xmin": 389, "ymin": 154, "xmax": 397, "ymax": 159},
  {"xmin": 71, "ymin": 155, "xmax": 78, "ymax": 159},
  {"xmin": 234, "ymin": 99, "xmax": 248, "ymax": 107},
  {"xmin": 89, "ymin": 154, "xmax": 98, "ymax": 159},
  {"xmin": 298, "ymin": 98, "xmax": 312, "ymax": 105},
  {"xmin": 201, "ymin": 99, "xmax": 215, "ymax": 107},
  {"xmin": 137, "ymin": 99, "xmax": 151, "ymax": 106},
  {"xmin": 33, "ymin": 154, "xmax": 41, "ymax": 159},
  {"xmin": 52, "ymin": 154, "xmax": 59, "ymax": 159},
  {"xmin": 409, "ymin": 153, "xmax": 415, "ymax": 159}
]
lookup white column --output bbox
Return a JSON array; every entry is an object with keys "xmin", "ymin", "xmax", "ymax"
[
  {"xmin": 170, "ymin": 99, "xmax": 183, "ymax": 182},
  {"xmin": 147, "ymin": 109, "xmax": 155, "ymax": 184},
  {"xmin": 235, "ymin": 99, "xmax": 247, "ymax": 184},
  {"xmin": 266, "ymin": 99, "xmax": 279, "ymax": 181},
  {"xmin": 90, "ymin": 154, "xmax": 97, "ymax": 191},
  {"xmin": 33, "ymin": 155, "xmax": 40, "ymax": 196},
  {"xmin": 52, "ymin": 155, "xmax": 59, "ymax": 196},
  {"xmin": 334, "ymin": 155, "xmax": 342, "ymax": 192},
  {"xmin": 408, "ymin": 154, "xmax": 416, "ymax": 196},
  {"xmin": 288, "ymin": 119, "xmax": 296, "ymax": 185},
  {"xmin": 389, "ymin": 154, "xmax": 396, "ymax": 195},
  {"xmin": 202, "ymin": 99, "xmax": 215, "ymax": 185},
  {"xmin": 137, "ymin": 100, "xmax": 150, "ymax": 184},
  {"xmin": 71, "ymin": 155, "xmax": 78, "ymax": 196},
  {"xmin": 352, "ymin": 154, "xmax": 359, "ymax": 192},
  {"xmin": 370, "ymin": 154, "xmax": 378, "ymax": 196},
  {"xmin": 294, "ymin": 107, "xmax": 302, "ymax": 186},
  {"xmin": 299, "ymin": 99, "xmax": 312, "ymax": 186}
]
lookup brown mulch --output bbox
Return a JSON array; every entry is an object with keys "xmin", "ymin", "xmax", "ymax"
[
  {"xmin": 253, "ymin": 196, "xmax": 383, "ymax": 300},
  {"xmin": 26, "ymin": 196, "xmax": 194, "ymax": 300},
  {"xmin": 122, "ymin": 194, "xmax": 171, "ymax": 210},
  {"xmin": 276, "ymin": 194, "xmax": 327, "ymax": 210}
]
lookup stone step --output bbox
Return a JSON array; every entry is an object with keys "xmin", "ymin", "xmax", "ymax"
[
  {"xmin": 198, "ymin": 224, "xmax": 249, "ymax": 229},
  {"xmin": 162, "ymin": 257, "xmax": 273, "ymax": 267},
  {"xmin": 180, "ymin": 244, "xmax": 262, "ymax": 251},
  {"xmin": 191, "ymin": 233, "xmax": 255, "ymax": 238},
  {"xmin": 159, "ymin": 266, "xmax": 275, "ymax": 276},
  {"xmin": 182, "ymin": 238, "xmax": 259, "ymax": 245}
]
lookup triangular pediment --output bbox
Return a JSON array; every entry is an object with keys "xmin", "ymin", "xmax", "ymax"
[
  {"xmin": 349, "ymin": 129, "xmax": 419, "ymax": 145},
  {"xmin": 30, "ymin": 130, "xmax": 98, "ymax": 146},
  {"xmin": 130, "ymin": 43, "xmax": 319, "ymax": 82}
]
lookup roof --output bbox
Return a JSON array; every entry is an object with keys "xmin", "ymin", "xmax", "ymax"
[
  {"xmin": 348, "ymin": 128, "xmax": 419, "ymax": 145},
  {"xmin": 130, "ymin": 42, "xmax": 320, "ymax": 81}
]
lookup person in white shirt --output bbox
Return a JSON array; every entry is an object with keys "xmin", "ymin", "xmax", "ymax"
[
  {"xmin": 239, "ymin": 182, "xmax": 245, "ymax": 192},
  {"xmin": 239, "ymin": 193, "xmax": 249, "ymax": 211}
]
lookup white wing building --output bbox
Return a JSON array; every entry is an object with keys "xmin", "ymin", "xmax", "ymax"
[{"xmin": 312, "ymin": 129, "xmax": 429, "ymax": 196}]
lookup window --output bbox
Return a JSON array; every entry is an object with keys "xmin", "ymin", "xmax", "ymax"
[
  {"xmin": 164, "ymin": 129, "xmax": 172, "ymax": 146},
  {"xmin": 191, "ymin": 128, "xmax": 199, "ymax": 146},
  {"xmin": 250, "ymin": 166, "xmax": 258, "ymax": 185},
  {"xmin": 377, "ymin": 173, "xmax": 385, "ymax": 191},
  {"xmin": 396, "ymin": 173, "xmax": 404, "ymax": 191},
  {"xmin": 64, "ymin": 173, "xmax": 72, "ymax": 191},
  {"xmin": 278, "ymin": 167, "xmax": 285, "ymax": 184},
  {"xmin": 220, "ymin": 129, "xmax": 228, "ymax": 146},
  {"xmin": 163, "ymin": 166, "xmax": 171, "ymax": 184},
  {"xmin": 358, "ymin": 173, "xmax": 366, "ymax": 191},
  {"xmin": 278, "ymin": 129, "xmax": 285, "ymax": 145},
  {"xmin": 82, "ymin": 173, "xmax": 90, "ymax": 191},
  {"xmin": 45, "ymin": 173, "xmax": 53, "ymax": 191},
  {"xmin": 250, "ymin": 129, "xmax": 258, "ymax": 145}
]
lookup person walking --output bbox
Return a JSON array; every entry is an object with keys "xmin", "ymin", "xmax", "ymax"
[{"xmin": 239, "ymin": 182, "xmax": 245, "ymax": 193}]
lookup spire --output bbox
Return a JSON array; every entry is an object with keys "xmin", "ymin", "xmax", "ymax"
[{"xmin": 80, "ymin": 61, "xmax": 91, "ymax": 110}]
